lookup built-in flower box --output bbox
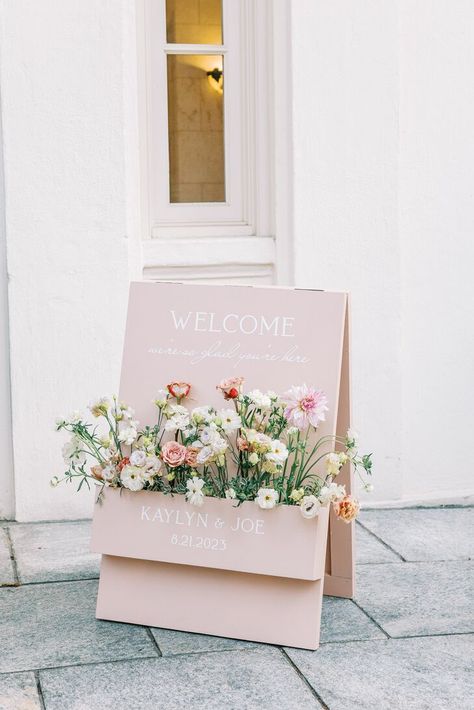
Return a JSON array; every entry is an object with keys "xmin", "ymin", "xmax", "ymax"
[{"xmin": 91, "ymin": 487, "xmax": 329, "ymax": 581}]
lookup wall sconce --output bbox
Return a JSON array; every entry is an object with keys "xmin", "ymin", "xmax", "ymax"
[{"xmin": 207, "ymin": 67, "xmax": 223, "ymax": 95}]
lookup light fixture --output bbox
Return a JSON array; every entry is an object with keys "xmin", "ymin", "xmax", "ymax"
[{"xmin": 207, "ymin": 67, "xmax": 223, "ymax": 95}]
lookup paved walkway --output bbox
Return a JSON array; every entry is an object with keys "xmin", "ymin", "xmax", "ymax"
[{"xmin": 0, "ymin": 507, "xmax": 472, "ymax": 709}]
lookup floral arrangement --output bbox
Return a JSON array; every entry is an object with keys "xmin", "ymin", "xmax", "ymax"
[{"xmin": 52, "ymin": 378, "xmax": 373, "ymax": 522}]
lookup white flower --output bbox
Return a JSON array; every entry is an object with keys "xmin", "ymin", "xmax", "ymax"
[
  {"xmin": 191, "ymin": 406, "xmax": 215, "ymax": 425},
  {"xmin": 255, "ymin": 488, "xmax": 279, "ymax": 509},
  {"xmin": 185, "ymin": 476, "xmax": 205, "ymax": 506},
  {"xmin": 364, "ymin": 483, "xmax": 374, "ymax": 493},
  {"xmin": 217, "ymin": 408, "xmax": 241, "ymax": 433},
  {"xmin": 68, "ymin": 410, "xmax": 82, "ymax": 424},
  {"xmin": 50, "ymin": 476, "xmax": 59, "ymax": 488},
  {"xmin": 196, "ymin": 445, "xmax": 213, "ymax": 465},
  {"xmin": 62, "ymin": 436, "xmax": 86, "ymax": 468},
  {"xmin": 200, "ymin": 425, "xmax": 218, "ymax": 445},
  {"xmin": 130, "ymin": 450, "xmax": 147, "ymax": 467},
  {"xmin": 165, "ymin": 413, "xmax": 190, "ymax": 432},
  {"xmin": 102, "ymin": 464, "xmax": 116, "ymax": 483},
  {"xmin": 144, "ymin": 455, "xmax": 162, "ymax": 474},
  {"xmin": 89, "ymin": 397, "xmax": 110, "ymax": 418},
  {"xmin": 210, "ymin": 434, "xmax": 227, "ymax": 456},
  {"xmin": 319, "ymin": 482, "xmax": 346, "ymax": 505},
  {"xmin": 287, "ymin": 426, "xmax": 299, "ymax": 435},
  {"xmin": 266, "ymin": 440, "xmax": 289, "ymax": 465},
  {"xmin": 120, "ymin": 465, "xmax": 144, "ymax": 491},
  {"xmin": 248, "ymin": 389, "xmax": 272, "ymax": 409},
  {"xmin": 118, "ymin": 424, "xmax": 138, "ymax": 446},
  {"xmin": 325, "ymin": 452, "xmax": 342, "ymax": 477},
  {"xmin": 225, "ymin": 487, "xmax": 236, "ymax": 499},
  {"xmin": 248, "ymin": 452, "xmax": 259, "ymax": 466},
  {"xmin": 267, "ymin": 390, "xmax": 279, "ymax": 402},
  {"xmin": 289, "ymin": 487, "xmax": 305, "ymax": 502},
  {"xmin": 300, "ymin": 495, "xmax": 321, "ymax": 519},
  {"xmin": 346, "ymin": 429, "xmax": 359, "ymax": 448}
]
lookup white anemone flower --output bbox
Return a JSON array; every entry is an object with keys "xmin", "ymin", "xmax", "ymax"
[
  {"xmin": 300, "ymin": 495, "xmax": 321, "ymax": 519},
  {"xmin": 255, "ymin": 488, "xmax": 279, "ymax": 510}
]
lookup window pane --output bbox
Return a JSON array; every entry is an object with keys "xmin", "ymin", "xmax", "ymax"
[
  {"xmin": 166, "ymin": 0, "xmax": 223, "ymax": 45},
  {"xmin": 167, "ymin": 54, "xmax": 225, "ymax": 203}
]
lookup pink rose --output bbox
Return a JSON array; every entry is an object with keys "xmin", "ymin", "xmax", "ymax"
[
  {"xmin": 217, "ymin": 376, "xmax": 244, "ymax": 400},
  {"xmin": 161, "ymin": 441, "xmax": 187, "ymax": 468}
]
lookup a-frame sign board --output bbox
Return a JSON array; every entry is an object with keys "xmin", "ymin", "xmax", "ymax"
[{"xmin": 91, "ymin": 283, "xmax": 355, "ymax": 648}]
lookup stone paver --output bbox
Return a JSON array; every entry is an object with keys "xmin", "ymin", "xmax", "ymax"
[
  {"xmin": 0, "ymin": 671, "xmax": 42, "ymax": 710},
  {"xmin": 320, "ymin": 597, "xmax": 386, "ymax": 643},
  {"xmin": 0, "ymin": 579, "xmax": 157, "ymax": 673},
  {"xmin": 356, "ymin": 560, "xmax": 474, "ymax": 637},
  {"xmin": 356, "ymin": 522, "xmax": 401, "ymax": 565},
  {"xmin": 359, "ymin": 507, "xmax": 474, "ymax": 561},
  {"xmin": 9, "ymin": 521, "xmax": 100, "ymax": 584},
  {"xmin": 0, "ymin": 528, "xmax": 15, "ymax": 586},
  {"xmin": 150, "ymin": 627, "xmax": 257, "ymax": 656},
  {"xmin": 39, "ymin": 648, "xmax": 321, "ymax": 710},
  {"xmin": 286, "ymin": 634, "xmax": 474, "ymax": 710}
]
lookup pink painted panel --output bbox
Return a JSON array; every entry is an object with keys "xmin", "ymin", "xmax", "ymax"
[
  {"xmin": 91, "ymin": 487, "xmax": 329, "ymax": 581},
  {"xmin": 96, "ymin": 555, "xmax": 324, "ymax": 650}
]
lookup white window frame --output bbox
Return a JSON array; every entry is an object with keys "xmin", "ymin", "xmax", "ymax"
[{"xmin": 139, "ymin": 0, "xmax": 273, "ymax": 241}]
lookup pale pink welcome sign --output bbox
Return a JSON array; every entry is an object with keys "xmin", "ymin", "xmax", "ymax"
[{"xmin": 92, "ymin": 282, "xmax": 354, "ymax": 648}]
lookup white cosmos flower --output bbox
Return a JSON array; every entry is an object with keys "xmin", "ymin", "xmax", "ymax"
[
  {"xmin": 217, "ymin": 408, "xmax": 241, "ymax": 433},
  {"xmin": 319, "ymin": 482, "xmax": 346, "ymax": 506},
  {"xmin": 255, "ymin": 487, "xmax": 279, "ymax": 510},
  {"xmin": 248, "ymin": 389, "xmax": 272, "ymax": 409},
  {"xmin": 62, "ymin": 436, "xmax": 86, "ymax": 468},
  {"xmin": 266, "ymin": 440, "xmax": 289, "ymax": 465},
  {"xmin": 300, "ymin": 495, "xmax": 321, "ymax": 519},
  {"xmin": 130, "ymin": 450, "xmax": 147, "ymax": 467},
  {"xmin": 185, "ymin": 476, "xmax": 205, "ymax": 506},
  {"xmin": 120, "ymin": 465, "xmax": 144, "ymax": 491}
]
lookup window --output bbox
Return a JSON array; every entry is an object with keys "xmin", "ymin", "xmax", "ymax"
[{"xmin": 137, "ymin": 0, "xmax": 282, "ymax": 283}]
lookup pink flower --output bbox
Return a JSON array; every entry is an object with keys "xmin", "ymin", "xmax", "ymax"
[
  {"xmin": 161, "ymin": 441, "xmax": 187, "ymax": 468},
  {"xmin": 283, "ymin": 384, "xmax": 328, "ymax": 430},
  {"xmin": 216, "ymin": 376, "xmax": 244, "ymax": 400},
  {"xmin": 167, "ymin": 382, "xmax": 191, "ymax": 399},
  {"xmin": 333, "ymin": 495, "xmax": 360, "ymax": 523}
]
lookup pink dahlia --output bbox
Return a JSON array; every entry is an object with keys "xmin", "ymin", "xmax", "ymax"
[{"xmin": 283, "ymin": 384, "xmax": 328, "ymax": 430}]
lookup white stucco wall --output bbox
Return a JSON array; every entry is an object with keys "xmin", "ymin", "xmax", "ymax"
[
  {"xmin": 0, "ymin": 1, "xmax": 473, "ymax": 520},
  {"xmin": 0, "ymin": 0, "xmax": 133, "ymax": 520}
]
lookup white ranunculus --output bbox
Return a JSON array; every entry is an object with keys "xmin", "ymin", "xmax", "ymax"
[
  {"xmin": 62, "ymin": 436, "xmax": 86, "ymax": 468},
  {"xmin": 255, "ymin": 487, "xmax": 279, "ymax": 509},
  {"xmin": 130, "ymin": 450, "xmax": 147, "ymax": 467},
  {"xmin": 248, "ymin": 389, "xmax": 272, "ymax": 409},
  {"xmin": 319, "ymin": 482, "xmax": 346, "ymax": 506},
  {"xmin": 118, "ymin": 424, "xmax": 138, "ymax": 446},
  {"xmin": 266, "ymin": 439, "xmax": 289, "ymax": 465},
  {"xmin": 120, "ymin": 465, "xmax": 144, "ymax": 491},
  {"xmin": 196, "ymin": 445, "xmax": 213, "ymax": 465},
  {"xmin": 217, "ymin": 408, "xmax": 242, "ymax": 433},
  {"xmin": 300, "ymin": 495, "xmax": 321, "ymax": 519}
]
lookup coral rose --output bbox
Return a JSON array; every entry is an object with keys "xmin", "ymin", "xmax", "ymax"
[
  {"xmin": 161, "ymin": 441, "xmax": 187, "ymax": 468},
  {"xmin": 333, "ymin": 495, "xmax": 360, "ymax": 523},
  {"xmin": 167, "ymin": 382, "xmax": 191, "ymax": 399},
  {"xmin": 185, "ymin": 446, "xmax": 200, "ymax": 467},
  {"xmin": 217, "ymin": 376, "xmax": 244, "ymax": 400}
]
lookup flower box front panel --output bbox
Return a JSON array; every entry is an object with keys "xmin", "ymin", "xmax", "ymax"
[{"xmin": 91, "ymin": 487, "xmax": 329, "ymax": 581}]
